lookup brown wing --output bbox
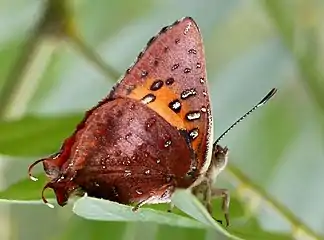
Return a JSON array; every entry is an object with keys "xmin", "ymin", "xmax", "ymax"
[
  {"xmin": 108, "ymin": 17, "xmax": 213, "ymax": 175},
  {"xmin": 71, "ymin": 98, "xmax": 194, "ymax": 204}
]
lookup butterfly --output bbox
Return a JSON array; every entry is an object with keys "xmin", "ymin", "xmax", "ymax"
[{"xmin": 28, "ymin": 17, "xmax": 277, "ymax": 226}]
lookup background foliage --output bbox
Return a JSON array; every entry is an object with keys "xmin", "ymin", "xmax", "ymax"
[{"xmin": 0, "ymin": 0, "xmax": 323, "ymax": 239}]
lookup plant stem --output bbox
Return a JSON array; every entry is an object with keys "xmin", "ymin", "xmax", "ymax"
[
  {"xmin": 0, "ymin": 0, "xmax": 63, "ymax": 119},
  {"xmin": 263, "ymin": 1, "xmax": 324, "ymax": 114},
  {"xmin": 0, "ymin": 31, "xmax": 41, "ymax": 119},
  {"xmin": 227, "ymin": 164, "xmax": 322, "ymax": 240},
  {"xmin": 68, "ymin": 33, "xmax": 121, "ymax": 81}
]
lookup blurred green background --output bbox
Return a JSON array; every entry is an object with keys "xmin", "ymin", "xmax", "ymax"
[{"xmin": 0, "ymin": 0, "xmax": 324, "ymax": 239}]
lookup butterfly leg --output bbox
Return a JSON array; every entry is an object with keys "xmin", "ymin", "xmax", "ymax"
[
  {"xmin": 192, "ymin": 144, "xmax": 230, "ymax": 225},
  {"xmin": 194, "ymin": 176, "xmax": 230, "ymax": 225},
  {"xmin": 132, "ymin": 184, "xmax": 174, "ymax": 212},
  {"xmin": 167, "ymin": 203, "xmax": 175, "ymax": 212},
  {"xmin": 202, "ymin": 178, "xmax": 213, "ymax": 214},
  {"xmin": 132, "ymin": 196, "xmax": 155, "ymax": 212},
  {"xmin": 209, "ymin": 187, "xmax": 230, "ymax": 226},
  {"xmin": 208, "ymin": 144, "xmax": 230, "ymax": 225}
]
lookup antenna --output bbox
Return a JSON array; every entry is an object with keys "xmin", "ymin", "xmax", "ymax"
[{"xmin": 213, "ymin": 88, "xmax": 277, "ymax": 147}]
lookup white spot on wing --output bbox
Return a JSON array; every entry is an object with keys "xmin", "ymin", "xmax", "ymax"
[{"xmin": 184, "ymin": 22, "xmax": 192, "ymax": 35}]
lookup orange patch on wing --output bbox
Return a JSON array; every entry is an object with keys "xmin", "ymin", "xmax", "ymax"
[
  {"xmin": 128, "ymin": 84, "xmax": 186, "ymax": 128},
  {"xmin": 125, "ymin": 79, "xmax": 204, "ymax": 154}
]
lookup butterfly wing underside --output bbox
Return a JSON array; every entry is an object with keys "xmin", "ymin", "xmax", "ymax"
[{"xmin": 109, "ymin": 17, "xmax": 213, "ymax": 175}]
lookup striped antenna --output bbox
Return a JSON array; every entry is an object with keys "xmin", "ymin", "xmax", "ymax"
[{"xmin": 213, "ymin": 88, "xmax": 277, "ymax": 147}]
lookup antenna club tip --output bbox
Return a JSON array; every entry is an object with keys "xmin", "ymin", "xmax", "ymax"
[
  {"xmin": 214, "ymin": 87, "xmax": 278, "ymax": 145},
  {"xmin": 258, "ymin": 87, "xmax": 278, "ymax": 106},
  {"xmin": 270, "ymin": 88, "xmax": 278, "ymax": 96}
]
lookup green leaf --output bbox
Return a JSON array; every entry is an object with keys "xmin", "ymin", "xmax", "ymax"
[
  {"xmin": 0, "ymin": 174, "xmax": 54, "ymax": 201},
  {"xmin": 155, "ymin": 225, "xmax": 206, "ymax": 240},
  {"xmin": 72, "ymin": 189, "xmax": 243, "ymax": 239},
  {"xmin": 171, "ymin": 190, "xmax": 244, "ymax": 240},
  {"xmin": 58, "ymin": 215, "xmax": 127, "ymax": 240},
  {"xmin": 0, "ymin": 114, "xmax": 82, "ymax": 156},
  {"xmin": 172, "ymin": 190, "xmax": 292, "ymax": 240},
  {"xmin": 230, "ymin": 218, "xmax": 292, "ymax": 240},
  {"xmin": 72, "ymin": 195, "xmax": 205, "ymax": 229}
]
